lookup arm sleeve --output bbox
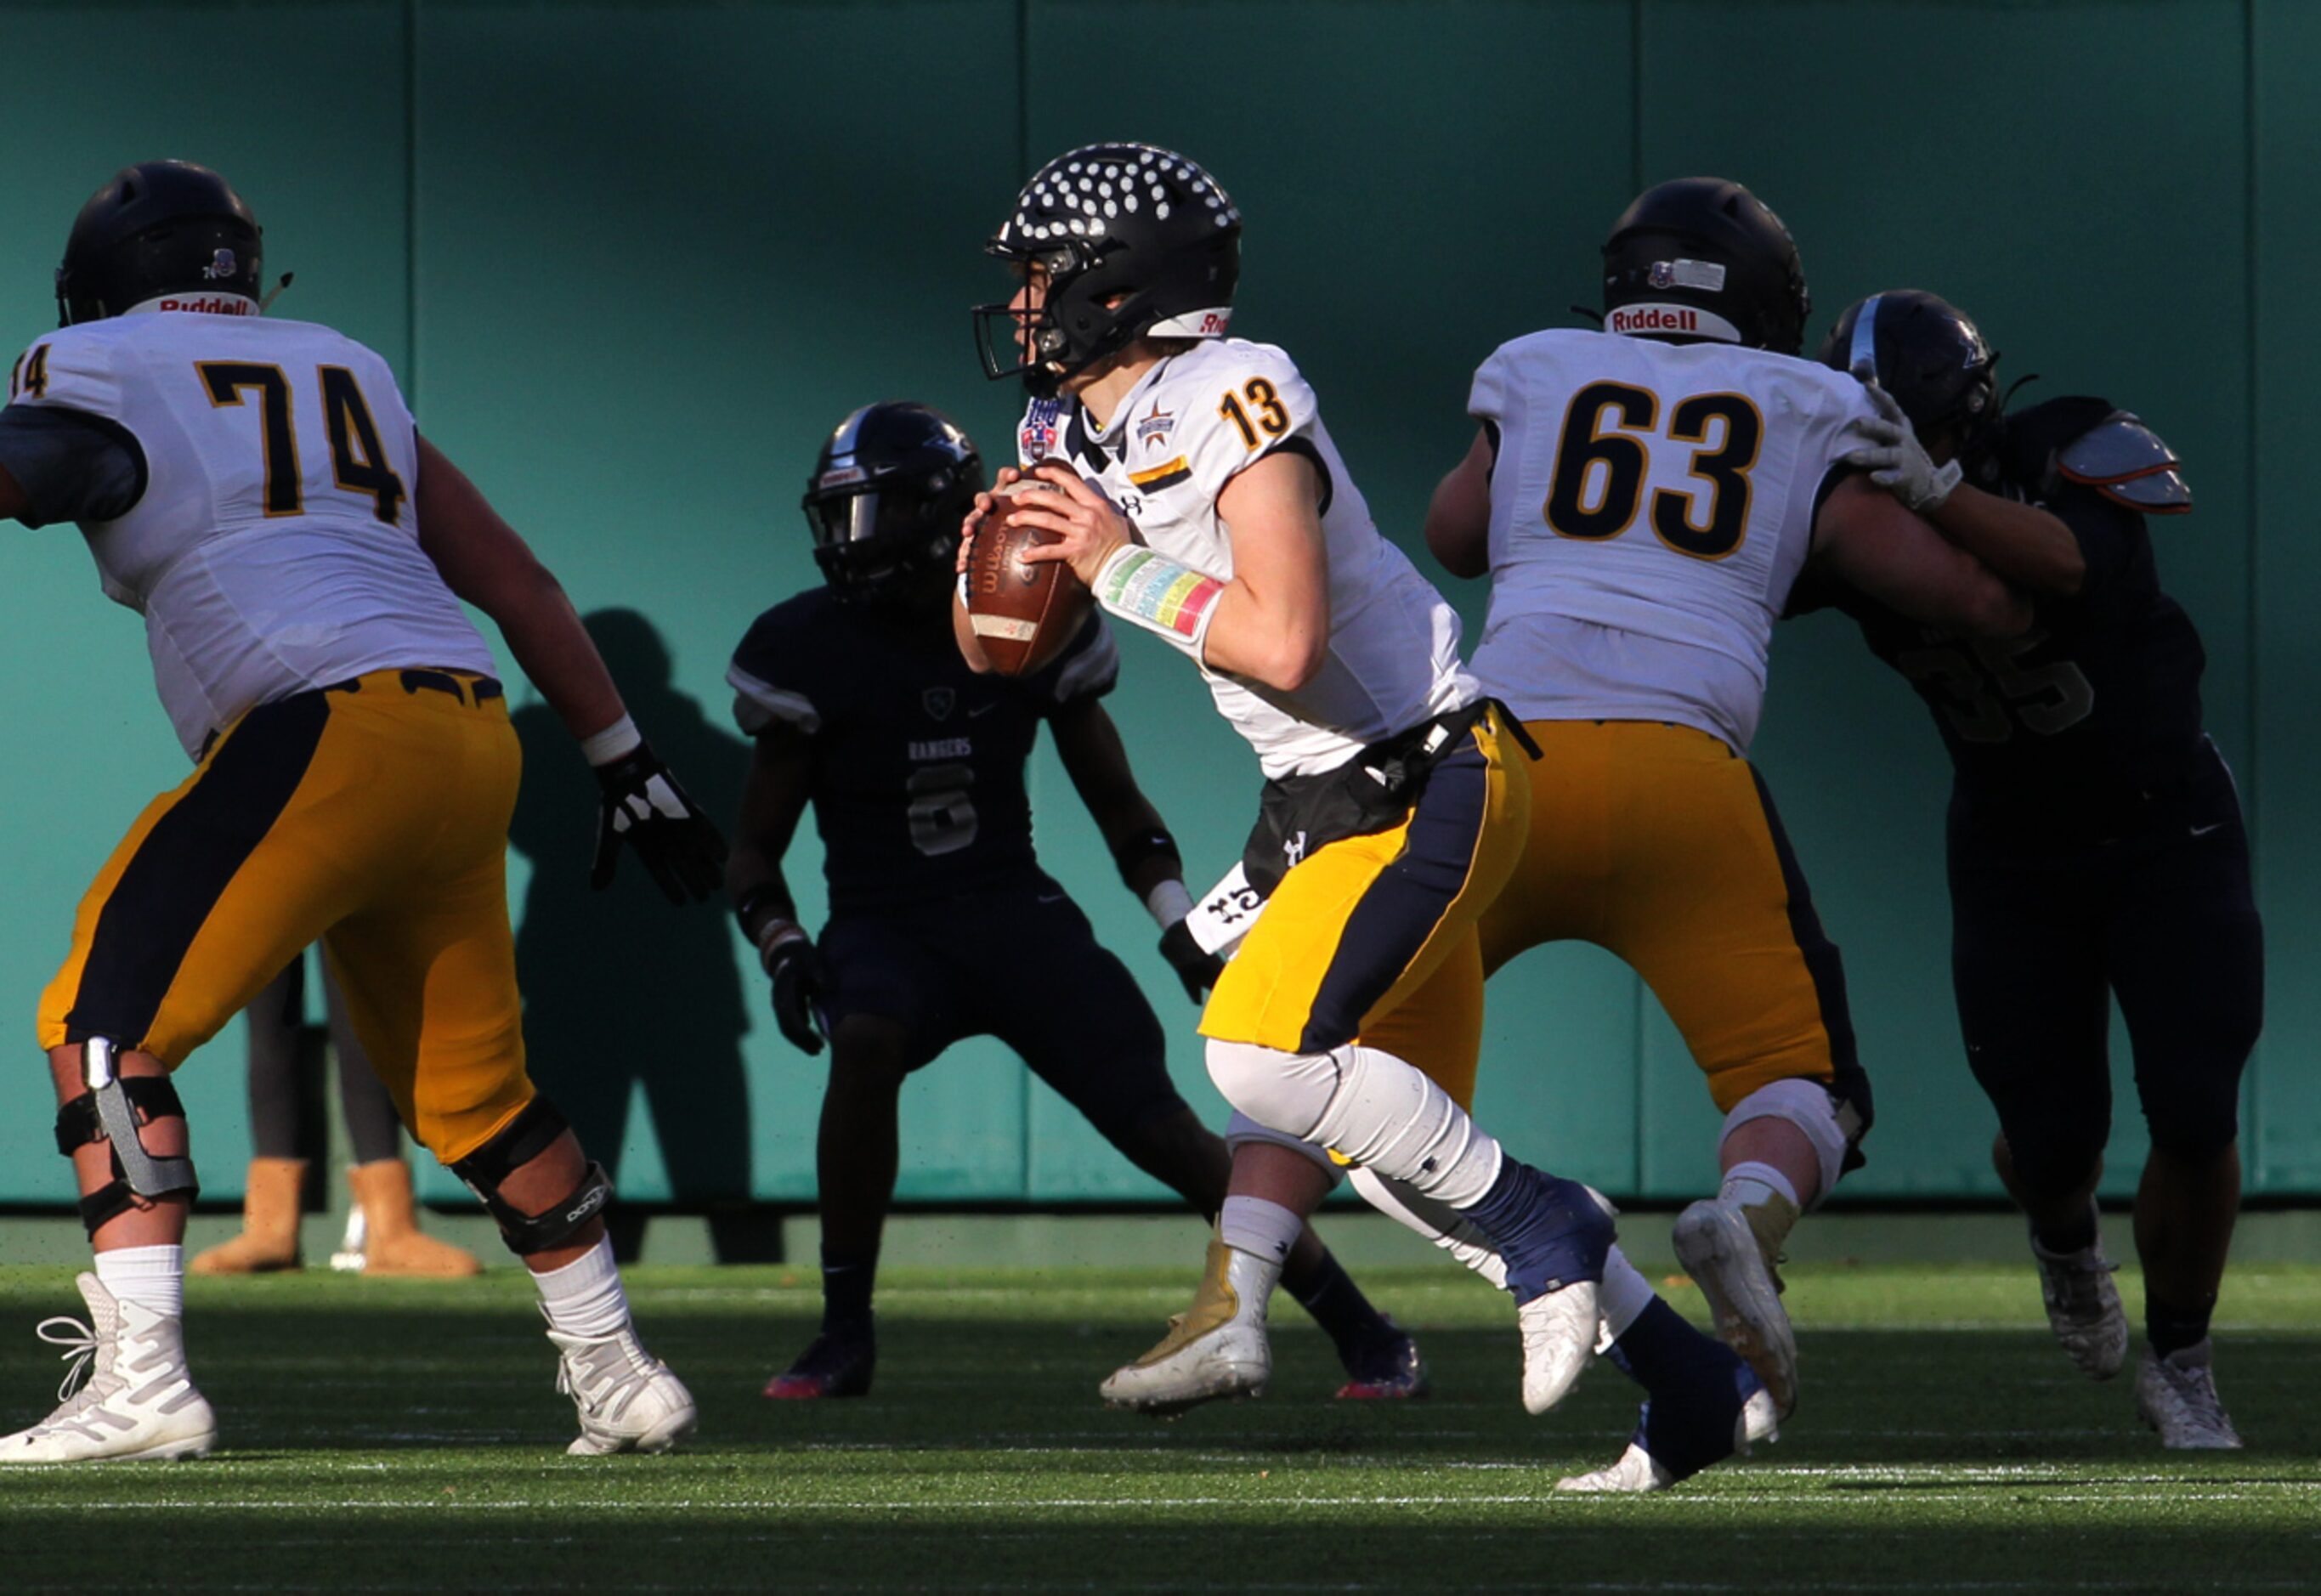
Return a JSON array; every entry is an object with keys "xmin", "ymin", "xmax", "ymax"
[
  {"xmin": 2, "ymin": 332, "xmax": 146, "ymax": 526},
  {"xmin": 1028, "ymin": 611, "xmax": 1120, "ymax": 714},
  {"xmin": 726, "ymin": 608, "xmax": 824, "ymax": 737}
]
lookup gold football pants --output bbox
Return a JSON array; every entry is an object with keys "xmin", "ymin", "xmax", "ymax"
[
  {"xmin": 1470, "ymin": 719, "xmax": 1858, "ymax": 1112},
  {"xmin": 1200, "ymin": 708, "xmax": 1528, "ymax": 1093},
  {"xmin": 38, "ymin": 670, "xmax": 535, "ymax": 1163}
]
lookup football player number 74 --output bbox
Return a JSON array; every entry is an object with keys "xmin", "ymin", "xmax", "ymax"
[
  {"xmin": 1543, "ymin": 381, "xmax": 1763, "ymax": 560},
  {"xmin": 195, "ymin": 360, "xmax": 408, "ymax": 524}
]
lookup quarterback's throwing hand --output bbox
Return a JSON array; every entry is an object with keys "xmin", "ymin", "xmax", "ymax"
[
  {"xmin": 1014, "ymin": 464, "xmax": 1134, "ymax": 587},
  {"xmin": 591, "ymin": 744, "xmax": 729, "ymax": 904},
  {"xmin": 1843, "ymin": 373, "xmax": 1962, "ymax": 514}
]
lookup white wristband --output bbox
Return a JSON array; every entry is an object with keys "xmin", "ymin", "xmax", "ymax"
[
  {"xmin": 580, "ymin": 713, "xmax": 643, "ymax": 767},
  {"xmin": 1145, "ymin": 878, "xmax": 1195, "ymax": 931},
  {"xmin": 1093, "ymin": 544, "xmax": 1226, "ymax": 659}
]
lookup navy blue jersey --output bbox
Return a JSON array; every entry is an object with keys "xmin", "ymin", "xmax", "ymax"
[
  {"xmin": 1831, "ymin": 399, "xmax": 2209, "ymax": 836},
  {"xmin": 727, "ymin": 591, "xmax": 1118, "ymax": 914}
]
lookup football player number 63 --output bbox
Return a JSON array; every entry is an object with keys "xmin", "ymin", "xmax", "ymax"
[{"xmin": 1544, "ymin": 381, "xmax": 1763, "ymax": 560}]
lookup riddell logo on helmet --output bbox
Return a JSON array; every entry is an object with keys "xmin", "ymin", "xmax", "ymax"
[
  {"xmin": 1607, "ymin": 303, "xmax": 1743, "ymax": 342},
  {"xmin": 1611, "ymin": 305, "xmax": 1700, "ymax": 333},
  {"xmin": 157, "ymin": 295, "xmax": 254, "ymax": 315}
]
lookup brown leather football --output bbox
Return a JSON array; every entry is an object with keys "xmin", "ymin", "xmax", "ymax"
[{"xmin": 965, "ymin": 483, "xmax": 1093, "ymax": 677}]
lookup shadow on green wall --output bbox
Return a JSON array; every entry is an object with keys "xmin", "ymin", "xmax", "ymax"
[{"xmin": 506, "ymin": 608, "xmax": 757, "ymax": 1255}]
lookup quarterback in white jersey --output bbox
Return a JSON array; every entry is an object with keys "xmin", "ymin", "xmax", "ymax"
[
  {"xmin": 1412, "ymin": 179, "xmax": 2026, "ymax": 1481},
  {"xmin": 0, "ymin": 162, "xmax": 723, "ymax": 1463},
  {"xmin": 958, "ymin": 145, "xmax": 1756, "ymax": 1452}
]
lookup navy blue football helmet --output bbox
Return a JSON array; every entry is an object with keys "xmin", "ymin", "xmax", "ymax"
[
  {"xmin": 56, "ymin": 161, "xmax": 264, "ymax": 326},
  {"xmin": 1602, "ymin": 178, "xmax": 1811, "ymax": 355},
  {"xmin": 1819, "ymin": 290, "xmax": 2001, "ymax": 460},
  {"xmin": 803, "ymin": 403, "xmax": 983, "ymax": 604}
]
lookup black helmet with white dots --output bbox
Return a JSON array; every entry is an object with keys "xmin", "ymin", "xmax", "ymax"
[{"xmin": 975, "ymin": 144, "xmax": 1242, "ymax": 397}]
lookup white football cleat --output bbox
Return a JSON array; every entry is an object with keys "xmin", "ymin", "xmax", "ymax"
[
  {"xmin": 0, "ymin": 1272, "xmax": 215, "ymax": 1464},
  {"xmin": 2136, "ymin": 1340, "xmax": 2243, "ymax": 1450},
  {"xmin": 1673, "ymin": 1197, "xmax": 1798, "ymax": 1418},
  {"xmin": 550, "ymin": 1325, "xmax": 697, "ymax": 1455},
  {"xmin": 1519, "ymin": 1280, "xmax": 1600, "ymax": 1416},
  {"xmin": 1555, "ymin": 1374, "xmax": 1780, "ymax": 1495},
  {"xmin": 2029, "ymin": 1228, "xmax": 2129, "ymax": 1381},
  {"xmin": 1101, "ymin": 1236, "xmax": 1271, "ymax": 1417}
]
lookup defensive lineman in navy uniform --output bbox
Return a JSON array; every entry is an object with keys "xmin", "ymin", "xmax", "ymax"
[
  {"xmin": 1818, "ymin": 290, "xmax": 2262, "ymax": 1448},
  {"xmin": 726, "ymin": 400, "xmax": 1425, "ymax": 1401},
  {"xmin": 0, "ymin": 162, "xmax": 724, "ymax": 1460}
]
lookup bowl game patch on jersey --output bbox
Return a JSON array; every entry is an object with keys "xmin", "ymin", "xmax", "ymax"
[{"xmin": 1019, "ymin": 397, "xmax": 1062, "ymax": 467}]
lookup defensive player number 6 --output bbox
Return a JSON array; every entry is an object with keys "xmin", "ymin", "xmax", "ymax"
[
  {"xmin": 195, "ymin": 361, "xmax": 408, "ymax": 524},
  {"xmin": 1543, "ymin": 381, "xmax": 1763, "ymax": 560},
  {"xmin": 905, "ymin": 763, "xmax": 979, "ymax": 857}
]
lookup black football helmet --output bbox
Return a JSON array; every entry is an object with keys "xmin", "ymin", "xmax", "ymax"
[
  {"xmin": 56, "ymin": 161, "xmax": 264, "ymax": 326},
  {"xmin": 1818, "ymin": 291, "xmax": 2001, "ymax": 464},
  {"xmin": 975, "ymin": 144, "xmax": 1241, "ymax": 397},
  {"xmin": 1601, "ymin": 178, "xmax": 1810, "ymax": 355},
  {"xmin": 802, "ymin": 402, "xmax": 983, "ymax": 605}
]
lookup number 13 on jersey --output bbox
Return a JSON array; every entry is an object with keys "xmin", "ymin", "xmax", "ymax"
[{"xmin": 1544, "ymin": 381, "xmax": 1763, "ymax": 560}]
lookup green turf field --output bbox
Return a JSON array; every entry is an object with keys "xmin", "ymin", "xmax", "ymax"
[{"xmin": 1, "ymin": 1259, "xmax": 2316, "ymax": 1592}]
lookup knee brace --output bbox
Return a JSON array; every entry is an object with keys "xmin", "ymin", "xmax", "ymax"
[
  {"xmin": 1222, "ymin": 1109, "xmax": 1344, "ymax": 1186},
  {"xmin": 1719, "ymin": 1078, "xmax": 1857, "ymax": 1208},
  {"xmin": 448, "ymin": 1096, "xmax": 613, "ymax": 1255},
  {"xmin": 54, "ymin": 1038, "xmax": 200, "ymax": 1238}
]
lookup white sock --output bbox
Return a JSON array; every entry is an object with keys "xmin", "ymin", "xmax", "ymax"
[
  {"xmin": 94, "ymin": 1244, "xmax": 184, "ymax": 1319},
  {"xmin": 1720, "ymin": 1161, "xmax": 1798, "ymax": 1212},
  {"xmin": 1218, "ymin": 1195, "xmax": 1305, "ymax": 1265},
  {"xmin": 531, "ymin": 1236, "xmax": 631, "ymax": 1340},
  {"xmin": 1599, "ymin": 1246, "xmax": 1656, "ymax": 1342}
]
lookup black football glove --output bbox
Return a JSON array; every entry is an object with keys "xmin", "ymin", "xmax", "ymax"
[
  {"xmin": 1158, "ymin": 918, "xmax": 1226, "ymax": 1005},
  {"xmin": 590, "ymin": 742, "xmax": 728, "ymax": 904},
  {"xmin": 761, "ymin": 932, "xmax": 829, "ymax": 1056}
]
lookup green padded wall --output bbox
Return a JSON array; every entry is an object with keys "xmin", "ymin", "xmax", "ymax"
[{"xmin": 0, "ymin": 0, "xmax": 2300, "ymax": 1210}]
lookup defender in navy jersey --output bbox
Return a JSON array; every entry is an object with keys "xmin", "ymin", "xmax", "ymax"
[
  {"xmin": 725, "ymin": 402, "xmax": 1424, "ymax": 1401},
  {"xmin": 1820, "ymin": 291, "xmax": 2262, "ymax": 1449}
]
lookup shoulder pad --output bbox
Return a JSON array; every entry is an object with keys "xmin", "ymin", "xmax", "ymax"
[{"xmin": 2057, "ymin": 411, "xmax": 2191, "ymax": 515}]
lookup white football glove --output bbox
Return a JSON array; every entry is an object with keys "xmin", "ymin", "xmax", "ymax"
[{"xmin": 1842, "ymin": 372, "xmax": 1962, "ymax": 514}]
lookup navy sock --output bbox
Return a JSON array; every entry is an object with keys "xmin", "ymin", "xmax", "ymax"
[
  {"xmin": 1612, "ymin": 1299, "xmax": 1752, "ymax": 1480},
  {"xmin": 1460, "ymin": 1160, "xmax": 1608, "ymax": 1299},
  {"xmin": 1289, "ymin": 1254, "xmax": 1392, "ymax": 1353},
  {"xmin": 2032, "ymin": 1204, "xmax": 2099, "ymax": 1255},
  {"xmin": 821, "ymin": 1243, "xmax": 877, "ymax": 1333},
  {"xmin": 2145, "ymin": 1297, "xmax": 2213, "ymax": 1359},
  {"xmin": 1610, "ymin": 1298, "xmax": 1729, "ymax": 1391}
]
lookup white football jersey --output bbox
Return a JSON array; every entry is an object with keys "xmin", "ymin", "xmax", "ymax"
[
  {"xmin": 6, "ymin": 303, "xmax": 494, "ymax": 758},
  {"xmin": 1467, "ymin": 329, "xmax": 1882, "ymax": 751},
  {"xmin": 1018, "ymin": 338, "xmax": 1474, "ymax": 778}
]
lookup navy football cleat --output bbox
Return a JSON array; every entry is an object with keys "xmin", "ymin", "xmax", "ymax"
[
  {"xmin": 1333, "ymin": 1318, "xmax": 1430, "ymax": 1401},
  {"xmin": 763, "ymin": 1324, "xmax": 875, "ymax": 1401}
]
